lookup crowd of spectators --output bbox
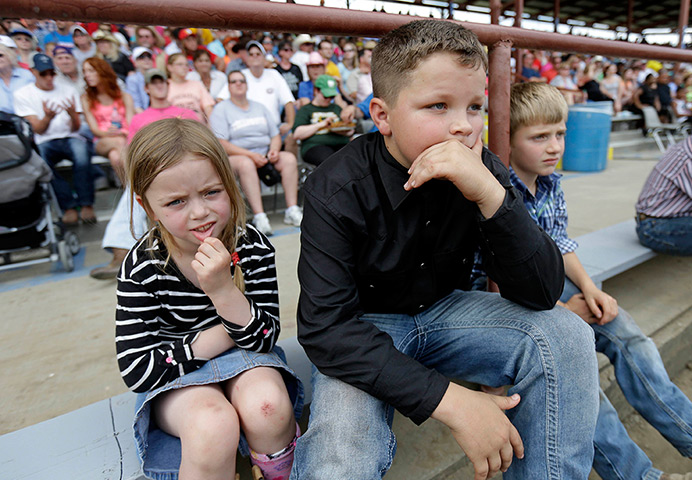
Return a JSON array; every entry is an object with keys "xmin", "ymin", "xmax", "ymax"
[
  {"xmin": 2, "ymin": 17, "xmax": 692, "ymax": 275},
  {"xmin": 516, "ymin": 48, "xmax": 692, "ymax": 125}
]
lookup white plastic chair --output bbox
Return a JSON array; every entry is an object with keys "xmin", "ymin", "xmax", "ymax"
[{"xmin": 642, "ymin": 106, "xmax": 679, "ymax": 152}]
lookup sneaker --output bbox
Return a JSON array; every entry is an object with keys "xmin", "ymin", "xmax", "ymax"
[
  {"xmin": 252, "ymin": 213, "xmax": 273, "ymax": 236},
  {"xmin": 284, "ymin": 206, "xmax": 303, "ymax": 227}
]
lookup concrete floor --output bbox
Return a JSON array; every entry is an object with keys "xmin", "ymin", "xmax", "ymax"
[{"xmin": 2, "ymin": 153, "xmax": 692, "ymax": 478}]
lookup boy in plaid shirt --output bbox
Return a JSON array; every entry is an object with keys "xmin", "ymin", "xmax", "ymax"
[{"xmin": 481, "ymin": 82, "xmax": 692, "ymax": 480}]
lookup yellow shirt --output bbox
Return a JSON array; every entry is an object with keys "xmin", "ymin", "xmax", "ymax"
[{"xmin": 326, "ymin": 61, "xmax": 341, "ymax": 79}]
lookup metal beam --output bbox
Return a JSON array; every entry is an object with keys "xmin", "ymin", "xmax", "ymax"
[
  {"xmin": 679, "ymin": 0, "xmax": 690, "ymax": 48},
  {"xmin": 6, "ymin": 0, "xmax": 692, "ymax": 61}
]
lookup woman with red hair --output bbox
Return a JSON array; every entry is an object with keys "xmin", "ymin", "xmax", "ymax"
[{"xmin": 81, "ymin": 57, "xmax": 134, "ymax": 180}]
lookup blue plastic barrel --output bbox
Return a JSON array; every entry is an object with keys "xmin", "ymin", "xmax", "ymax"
[{"xmin": 562, "ymin": 106, "xmax": 612, "ymax": 172}]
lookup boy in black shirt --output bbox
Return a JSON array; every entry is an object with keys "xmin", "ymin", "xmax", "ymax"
[{"xmin": 293, "ymin": 20, "xmax": 599, "ymax": 480}]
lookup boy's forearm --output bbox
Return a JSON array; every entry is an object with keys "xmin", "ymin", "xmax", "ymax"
[{"xmin": 563, "ymin": 251, "xmax": 597, "ymax": 294}]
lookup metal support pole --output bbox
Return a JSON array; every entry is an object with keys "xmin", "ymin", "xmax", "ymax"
[
  {"xmin": 679, "ymin": 0, "xmax": 690, "ymax": 48},
  {"xmin": 514, "ymin": 0, "xmax": 524, "ymax": 83},
  {"xmin": 488, "ymin": 40, "xmax": 513, "ymax": 167},
  {"xmin": 627, "ymin": 0, "xmax": 634, "ymax": 42},
  {"xmin": 490, "ymin": 0, "xmax": 501, "ymax": 25},
  {"xmin": 554, "ymin": 0, "xmax": 560, "ymax": 32}
]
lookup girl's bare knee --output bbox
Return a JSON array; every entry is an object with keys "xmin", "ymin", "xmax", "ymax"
[
  {"xmin": 182, "ymin": 399, "xmax": 241, "ymax": 461},
  {"xmin": 240, "ymin": 385, "xmax": 293, "ymax": 434}
]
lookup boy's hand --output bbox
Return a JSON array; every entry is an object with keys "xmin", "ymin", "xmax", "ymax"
[
  {"xmin": 432, "ymin": 383, "xmax": 523, "ymax": 480},
  {"xmin": 562, "ymin": 294, "xmax": 598, "ymax": 324},
  {"xmin": 582, "ymin": 287, "xmax": 618, "ymax": 325},
  {"xmin": 404, "ymin": 136, "xmax": 505, "ymax": 219},
  {"xmin": 191, "ymin": 237, "xmax": 236, "ymax": 298}
]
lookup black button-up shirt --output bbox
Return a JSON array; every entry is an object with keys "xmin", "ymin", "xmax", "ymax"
[{"xmin": 297, "ymin": 133, "xmax": 564, "ymax": 425}]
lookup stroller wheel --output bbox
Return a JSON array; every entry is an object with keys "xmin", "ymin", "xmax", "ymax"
[
  {"xmin": 58, "ymin": 239, "xmax": 74, "ymax": 272},
  {"xmin": 64, "ymin": 231, "xmax": 80, "ymax": 255}
]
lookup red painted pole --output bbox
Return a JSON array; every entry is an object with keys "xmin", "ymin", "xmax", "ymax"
[
  {"xmin": 679, "ymin": 0, "xmax": 690, "ymax": 49},
  {"xmin": 488, "ymin": 40, "xmax": 513, "ymax": 167}
]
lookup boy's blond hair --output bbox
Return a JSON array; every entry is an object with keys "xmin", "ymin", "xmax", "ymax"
[
  {"xmin": 510, "ymin": 82, "xmax": 568, "ymax": 136},
  {"xmin": 126, "ymin": 118, "xmax": 247, "ymax": 291},
  {"xmin": 372, "ymin": 20, "xmax": 487, "ymax": 106}
]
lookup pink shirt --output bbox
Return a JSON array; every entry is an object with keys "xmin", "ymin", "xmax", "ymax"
[
  {"xmin": 90, "ymin": 98, "xmax": 129, "ymax": 135},
  {"xmin": 127, "ymin": 105, "xmax": 199, "ymax": 143},
  {"xmin": 166, "ymin": 80, "xmax": 215, "ymax": 124}
]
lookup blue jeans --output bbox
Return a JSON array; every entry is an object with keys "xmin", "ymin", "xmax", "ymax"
[
  {"xmin": 561, "ymin": 279, "xmax": 692, "ymax": 480},
  {"xmin": 37, "ymin": 136, "xmax": 93, "ymax": 210},
  {"xmin": 636, "ymin": 215, "xmax": 692, "ymax": 256},
  {"xmin": 291, "ymin": 290, "xmax": 599, "ymax": 480}
]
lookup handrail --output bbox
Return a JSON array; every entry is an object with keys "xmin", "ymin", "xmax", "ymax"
[
  {"xmin": 6, "ymin": 0, "xmax": 691, "ymax": 164},
  {"xmin": 6, "ymin": 0, "xmax": 692, "ymax": 62}
]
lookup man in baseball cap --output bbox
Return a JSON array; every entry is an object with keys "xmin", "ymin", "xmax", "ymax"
[
  {"xmin": 14, "ymin": 51, "xmax": 93, "ymax": 225},
  {"xmin": 314, "ymin": 74, "xmax": 338, "ymax": 98}
]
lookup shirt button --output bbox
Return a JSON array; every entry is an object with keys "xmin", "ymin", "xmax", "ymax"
[
  {"xmin": 419, "ymin": 304, "xmax": 425, "ymax": 310},
  {"xmin": 369, "ymin": 284, "xmax": 375, "ymax": 289},
  {"xmin": 425, "ymin": 220, "xmax": 431, "ymax": 227},
  {"xmin": 420, "ymin": 262, "xmax": 426, "ymax": 269},
  {"xmin": 462, "ymin": 258, "xmax": 468, "ymax": 265}
]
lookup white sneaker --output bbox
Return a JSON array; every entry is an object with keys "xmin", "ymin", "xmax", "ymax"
[
  {"xmin": 252, "ymin": 213, "xmax": 273, "ymax": 236},
  {"xmin": 284, "ymin": 206, "xmax": 303, "ymax": 227}
]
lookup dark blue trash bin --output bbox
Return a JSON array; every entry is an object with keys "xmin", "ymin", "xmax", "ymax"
[{"xmin": 562, "ymin": 105, "xmax": 612, "ymax": 172}]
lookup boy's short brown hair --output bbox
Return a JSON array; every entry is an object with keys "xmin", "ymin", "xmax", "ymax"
[
  {"xmin": 510, "ymin": 82, "xmax": 568, "ymax": 136},
  {"xmin": 372, "ymin": 20, "xmax": 487, "ymax": 106}
]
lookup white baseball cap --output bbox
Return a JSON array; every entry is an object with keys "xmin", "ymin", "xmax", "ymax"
[{"xmin": 0, "ymin": 35, "xmax": 17, "ymax": 49}]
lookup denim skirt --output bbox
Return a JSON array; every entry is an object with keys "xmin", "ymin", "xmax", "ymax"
[{"xmin": 132, "ymin": 346, "xmax": 303, "ymax": 480}]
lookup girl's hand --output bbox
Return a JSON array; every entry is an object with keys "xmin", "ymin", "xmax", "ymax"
[{"xmin": 191, "ymin": 237, "xmax": 236, "ymax": 298}]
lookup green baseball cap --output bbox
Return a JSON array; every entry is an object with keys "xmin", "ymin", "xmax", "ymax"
[{"xmin": 314, "ymin": 74, "xmax": 338, "ymax": 98}]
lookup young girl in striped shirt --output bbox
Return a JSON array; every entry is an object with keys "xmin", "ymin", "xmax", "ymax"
[{"xmin": 116, "ymin": 118, "xmax": 302, "ymax": 480}]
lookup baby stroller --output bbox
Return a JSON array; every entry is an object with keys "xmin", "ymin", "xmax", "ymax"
[{"xmin": 0, "ymin": 112, "xmax": 80, "ymax": 273}]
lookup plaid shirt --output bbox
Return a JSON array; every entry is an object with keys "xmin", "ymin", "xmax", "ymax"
[
  {"xmin": 509, "ymin": 167, "xmax": 578, "ymax": 255},
  {"xmin": 472, "ymin": 167, "xmax": 577, "ymax": 283}
]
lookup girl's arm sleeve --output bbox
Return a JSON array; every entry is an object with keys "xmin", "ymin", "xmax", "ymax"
[
  {"xmin": 220, "ymin": 226, "xmax": 280, "ymax": 353},
  {"xmin": 115, "ymin": 254, "xmax": 205, "ymax": 393}
]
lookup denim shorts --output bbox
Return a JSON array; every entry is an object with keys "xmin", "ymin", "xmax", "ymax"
[{"xmin": 132, "ymin": 346, "xmax": 303, "ymax": 480}]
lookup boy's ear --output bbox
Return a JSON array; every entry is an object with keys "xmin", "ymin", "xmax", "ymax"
[{"xmin": 369, "ymin": 97, "xmax": 392, "ymax": 136}]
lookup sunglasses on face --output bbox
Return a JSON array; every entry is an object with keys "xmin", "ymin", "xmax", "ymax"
[
  {"xmin": 40, "ymin": 70, "xmax": 56, "ymax": 77},
  {"xmin": 281, "ymin": 48, "xmax": 293, "ymax": 52},
  {"xmin": 137, "ymin": 54, "xmax": 153, "ymax": 60},
  {"xmin": 229, "ymin": 79, "xmax": 246, "ymax": 84}
]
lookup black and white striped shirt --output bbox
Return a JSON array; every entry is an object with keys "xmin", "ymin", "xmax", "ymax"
[
  {"xmin": 636, "ymin": 137, "xmax": 692, "ymax": 218},
  {"xmin": 115, "ymin": 224, "xmax": 280, "ymax": 393}
]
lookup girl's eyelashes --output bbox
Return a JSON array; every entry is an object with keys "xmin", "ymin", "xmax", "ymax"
[
  {"xmin": 428, "ymin": 103, "xmax": 446, "ymax": 110},
  {"xmin": 166, "ymin": 198, "xmax": 182, "ymax": 207}
]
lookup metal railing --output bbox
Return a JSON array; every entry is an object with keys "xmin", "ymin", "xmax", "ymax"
[{"xmin": 6, "ymin": 0, "xmax": 692, "ymax": 163}]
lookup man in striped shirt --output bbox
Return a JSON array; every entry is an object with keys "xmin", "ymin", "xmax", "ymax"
[{"xmin": 636, "ymin": 136, "xmax": 692, "ymax": 256}]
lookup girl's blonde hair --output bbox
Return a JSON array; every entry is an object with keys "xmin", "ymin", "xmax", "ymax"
[{"xmin": 126, "ymin": 118, "xmax": 247, "ymax": 291}]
